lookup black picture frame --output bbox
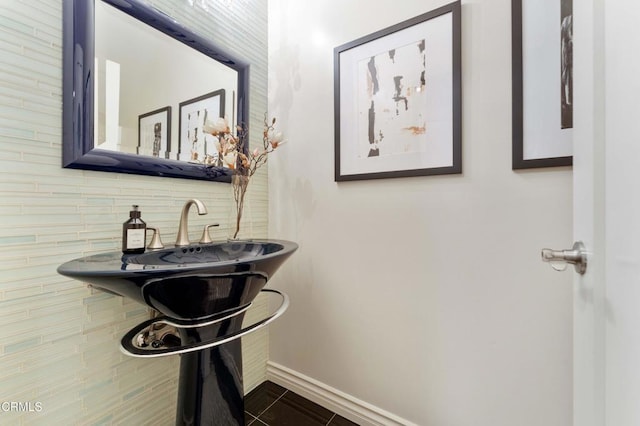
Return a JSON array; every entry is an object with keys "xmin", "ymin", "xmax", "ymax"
[
  {"xmin": 137, "ymin": 106, "xmax": 171, "ymax": 158},
  {"xmin": 512, "ymin": 0, "xmax": 573, "ymax": 169},
  {"xmin": 334, "ymin": 1, "xmax": 461, "ymax": 182},
  {"xmin": 178, "ymin": 89, "xmax": 226, "ymax": 163}
]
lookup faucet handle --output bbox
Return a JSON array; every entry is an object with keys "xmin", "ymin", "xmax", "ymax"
[
  {"xmin": 146, "ymin": 227, "xmax": 165, "ymax": 250},
  {"xmin": 199, "ymin": 224, "xmax": 220, "ymax": 244}
]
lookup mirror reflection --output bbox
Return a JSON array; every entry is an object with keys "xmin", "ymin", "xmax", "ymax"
[
  {"xmin": 95, "ymin": 1, "xmax": 238, "ymax": 165},
  {"xmin": 62, "ymin": 0, "xmax": 249, "ymax": 182}
]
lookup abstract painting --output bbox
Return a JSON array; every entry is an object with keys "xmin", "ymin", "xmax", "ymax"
[
  {"xmin": 334, "ymin": 1, "xmax": 461, "ymax": 181},
  {"xmin": 138, "ymin": 106, "xmax": 171, "ymax": 158},
  {"xmin": 178, "ymin": 89, "xmax": 226, "ymax": 163},
  {"xmin": 512, "ymin": 0, "xmax": 573, "ymax": 169},
  {"xmin": 359, "ymin": 40, "xmax": 426, "ymax": 159},
  {"xmin": 560, "ymin": 0, "xmax": 573, "ymax": 130}
]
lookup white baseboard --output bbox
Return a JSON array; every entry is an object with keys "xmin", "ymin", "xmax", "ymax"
[{"xmin": 266, "ymin": 361, "xmax": 418, "ymax": 426}]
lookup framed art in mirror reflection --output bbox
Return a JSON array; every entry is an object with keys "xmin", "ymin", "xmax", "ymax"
[
  {"xmin": 138, "ymin": 106, "xmax": 171, "ymax": 159},
  {"xmin": 178, "ymin": 89, "xmax": 225, "ymax": 163}
]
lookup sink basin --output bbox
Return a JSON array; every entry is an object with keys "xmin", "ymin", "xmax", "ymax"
[{"xmin": 57, "ymin": 239, "xmax": 298, "ymax": 322}]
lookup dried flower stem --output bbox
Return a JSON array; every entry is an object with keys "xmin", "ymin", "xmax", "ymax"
[
  {"xmin": 209, "ymin": 113, "xmax": 283, "ymax": 239},
  {"xmin": 231, "ymin": 175, "xmax": 249, "ymax": 239},
  {"xmin": 236, "ymin": 114, "xmax": 280, "ymax": 177}
]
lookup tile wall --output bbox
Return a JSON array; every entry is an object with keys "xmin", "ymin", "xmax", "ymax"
[{"xmin": 0, "ymin": 0, "xmax": 268, "ymax": 424}]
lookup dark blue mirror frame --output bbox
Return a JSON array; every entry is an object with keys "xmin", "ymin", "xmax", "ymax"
[{"xmin": 62, "ymin": 0, "xmax": 250, "ymax": 182}]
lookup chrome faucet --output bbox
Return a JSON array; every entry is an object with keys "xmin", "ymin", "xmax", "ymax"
[{"xmin": 175, "ymin": 199, "xmax": 208, "ymax": 246}]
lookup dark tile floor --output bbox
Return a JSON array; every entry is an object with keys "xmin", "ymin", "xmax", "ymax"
[{"xmin": 245, "ymin": 381, "xmax": 360, "ymax": 426}]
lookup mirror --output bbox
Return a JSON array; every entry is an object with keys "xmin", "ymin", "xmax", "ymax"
[{"xmin": 62, "ymin": 0, "xmax": 250, "ymax": 182}]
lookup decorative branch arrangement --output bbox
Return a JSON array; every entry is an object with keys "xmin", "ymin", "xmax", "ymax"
[{"xmin": 204, "ymin": 114, "xmax": 285, "ymax": 239}]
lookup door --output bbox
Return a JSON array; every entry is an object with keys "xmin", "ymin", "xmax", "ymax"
[{"xmin": 573, "ymin": 1, "xmax": 640, "ymax": 425}]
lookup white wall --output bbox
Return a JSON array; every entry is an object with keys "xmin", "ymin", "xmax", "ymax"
[{"xmin": 267, "ymin": 1, "xmax": 573, "ymax": 425}]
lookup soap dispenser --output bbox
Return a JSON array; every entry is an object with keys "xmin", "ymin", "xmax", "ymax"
[{"xmin": 122, "ymin": 205, "xmax": 146, "ymax": 254}]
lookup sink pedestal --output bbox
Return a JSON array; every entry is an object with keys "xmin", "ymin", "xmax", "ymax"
[
  {"xmin": 119, "ymin": 289, "xmax": 289, "ymax": 426},
  {"xmin": 176, "ymin": 315, "xmax": 245, "ymax": 425}
]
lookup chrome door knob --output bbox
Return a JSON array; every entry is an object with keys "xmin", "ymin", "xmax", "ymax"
[{"xmin": 541, "ymin": 241, "xmax": 588, "ymax": 275}]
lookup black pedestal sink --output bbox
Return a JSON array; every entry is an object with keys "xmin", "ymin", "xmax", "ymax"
[{"xmin": 58, "ymin": 239, "xmax": 297, "ymax": 425}]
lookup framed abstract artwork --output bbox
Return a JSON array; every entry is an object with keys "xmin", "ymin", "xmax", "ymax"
[
  {"xmin": 334, "ymin": 1, "xmax": 461, "ymax": 181},
  {"xmin": 178, "ymin": 89, "xmax": 226, "ymax": 163},
  {"xmin": 512, "ymin": 0, "xmax": 573, "ymax": 169},
  {"xmin": 138, "ymin": 106, "xmax": 171, "ymax": 158}
]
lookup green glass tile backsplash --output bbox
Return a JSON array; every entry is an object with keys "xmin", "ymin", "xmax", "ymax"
[{"xmin": 0, "ymin": 0, "xmax": 268, "ymax": 423}]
